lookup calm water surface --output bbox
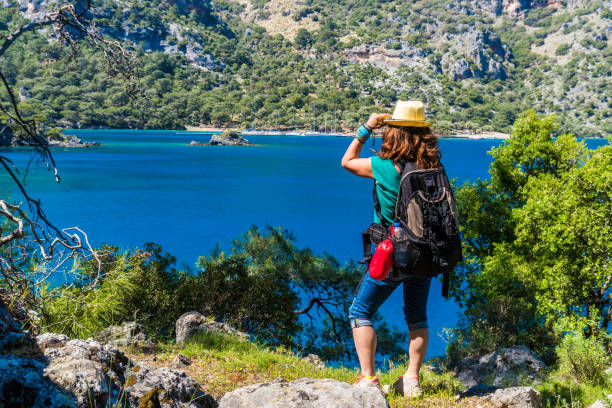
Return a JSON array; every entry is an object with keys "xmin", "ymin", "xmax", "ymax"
[{"xmin": 1, "ymin": 131, "xmax": 607, "ymax": 361}]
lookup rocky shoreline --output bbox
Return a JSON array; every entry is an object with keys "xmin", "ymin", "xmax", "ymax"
[{"xmin": 0, "ymin": 134, "xmax": 100, "ymax": 148}]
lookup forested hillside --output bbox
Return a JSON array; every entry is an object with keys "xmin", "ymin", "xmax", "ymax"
[{"xmin": 1, "ymin": 0, "xmax": 610, "ymax": 136}]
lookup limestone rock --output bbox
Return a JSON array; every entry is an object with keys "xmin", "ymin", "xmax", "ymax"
[
  {"xmin": 462, "ymin": 385, "xmax": 542, "ymax": 408},
  {"xmin": 47, "ymin": 136, "xmax": 100, "ymax": 147},
  {"xmin": 0, "ymin": 354, "xmax": 76, "ymax": 407},
  {"xmin": 0, "ymin": 132, "xmax": 99, "ymax": 147},
  {"xmin": 34, "ymin": 333, "xmax": 213, "ymax": 407},
  {"xmin": 451, "ymin": 58, "xmax": 472, "ymax": 81},
  {"xmin": 305, "ymin": 354, "xmax": 326, "ymax": 370},
  {"xmin": 218, "ymin": 377, "xmax": 387, "ymax": 408},
  {"xmin": 455, "ymin": 346, "xmax": 547, "ymax": 387},
  {"xmin": 170, "ymin": 353, "xmax": 192, "ymax": 368},
  {"xmin": 189, "ymin": 140, "xmax": 206, "ymax": 146},
  {"xmin": 95, "ymin": 321, "xmax": 155, "ymax": 352},
  {"xmin": 0, "ymin": 301, "xmax": 27, "ymax": 352},
  {"xmin": 36, "ymin": 333, "xmax": 69, "ymax": 351},
  {"xmin": 125, "ymin": 364, "xmax": 216, "ymax": 408},
  {"xmin": 40, "ymin": 337, "xmax": 132, "ymax": 406},
  {"xmin": 44, "ymin": 359, "xmax": 110, "ymax": 407},
  {"xmin": 208, "ymin": 131, "xmax": 250, "ymax": 146},
  {"xmin": 0, "ymin": 291, "xmax": 35, "ymax": 353},
  {"xmin": 487, "ymin": 387, "xmax": 542, "ymax": 408},
  {"xmin": 176, "ymin": 311, "xmax": 249, "ymax": 345}
]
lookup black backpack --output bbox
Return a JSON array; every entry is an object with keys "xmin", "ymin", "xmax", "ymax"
[{"xmin": 361, "ymin": 161, "xmax": 462, "ymax": 297}]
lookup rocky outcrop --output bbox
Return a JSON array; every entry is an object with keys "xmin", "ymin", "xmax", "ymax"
[
  {"xmin": 463, "ymin": 385, "xmax": 542, "ymax": 407},
  {"xmin": 95, "ymin": 321, "xmax": 155, "ymax": 352},
  {"xmin": 441, "ymin": 29, "xmax": 510, "ymax": 81},
  {"xmin": 305, "ymin": 354, "xmax": 326, "ymax": 370},
  {"xmin": 48, "ymin": 136, "xmax": 101, "ymax": 147},
  {"xmin": 208, "ymin": 131, "xmax": 250, "ymax": 146},
  {"xmin": 1, "ymin": 298, "xmax": 214, "ymax": 408},
  {"xmin": 218, "ymin": 377, "xmax": 387, "ymax": 408},
  {"xmin": 0, "ymin": 354, "xmax": 75, "ymax": 407},
  {"xmin": 124, "ymin": 365, "xmax": 216, "ymax": 408},
  {"xmin": 39, "ymin": 337, "xmax": 133, "ymax": 407},
  {"xmin": 0, "ymin": 132, "xmax": 100, "ymax": 147},
  {"xmin": 0, "ymin": 299, "xmax": 29, "ymax": 353},
  {"xmin": 36, "ymin": 335, "xmax": 216, "ymax": 407},
  {"xmin": 469, "ymin": 29, "xmax": 509, "ymax": 79},
  {"xmin": 348, "ymin": 27, "xmax": 510, "ymax": 82},
  {"xmin": 170, "ymin": 353, "xmax": 192, "ymax": 368},
  {"xmin": 176, "ymin": 311, "xmax": 249, "ymax": 344},
  {"xmin": 454, "ymin": 346, "xmax": 547, "ymax": 387},
  {"xmin": 346, "ymin": 43, "xmax": 432, "ymax": 73},
  {"xmin": 449, "ymin": 58, "xmax": 472, "ymax": 81}
]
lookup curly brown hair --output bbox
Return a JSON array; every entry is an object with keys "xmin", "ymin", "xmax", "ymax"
[{"xmin": 378, "ymin": 126, "xmax": 441, "ymax": 169}]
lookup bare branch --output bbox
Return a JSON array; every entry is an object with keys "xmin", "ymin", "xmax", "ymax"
[
  {"xmin": 296, "ymin": 297, "xmax": 345, "ymax": 340},
  {"xmin": 0, "ymin": 1, "xmax": 135, "ymax": 304}
]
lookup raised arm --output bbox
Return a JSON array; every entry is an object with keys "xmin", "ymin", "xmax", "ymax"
[{"xmin": 341, "ymin": 113, "xmax": 391, "ymax": 178}]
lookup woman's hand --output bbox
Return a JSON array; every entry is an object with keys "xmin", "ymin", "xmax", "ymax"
[{"xmin": 366, "ymin": 113, "xmax": 392, "ymax": 130}]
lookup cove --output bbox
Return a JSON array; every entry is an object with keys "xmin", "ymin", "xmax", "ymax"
[{"xmin": 0, "ymin": 131, "xmax": 607, "ymax": 360}]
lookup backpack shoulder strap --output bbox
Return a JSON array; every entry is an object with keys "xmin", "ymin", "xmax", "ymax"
[
  {"xmin": 396, "ymin": 160, "xmax": 418, "ymax": 174},
  {"xmin": 442, "ymin": 271, "xmax": 449, "ymax": 298},
  {"xmin": 373, "ymin": 182, "xmax": 387, "ymax": 227}
]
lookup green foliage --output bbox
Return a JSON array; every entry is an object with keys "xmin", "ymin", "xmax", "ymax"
[
  {"xmin": 40, "ymin": 254, "xmax": 137, "ymax": 338},
  {"xmin": 555, "ymin": 44, "xmax": 571, "ymax": 56},
  {"xmin": 294, "ymin": 28, "xmax": 312, "ymax": 48},
  {"xmin": 449, "ymin": 111, "xmax": 611, "ymax": 364},
  {"xmin": 556, "ymin": 330, "xmax": 610, "ymax": 386},
  {"xmin": 538, "ymin": 378, "xmax": 612, "ymax": 408},
  {"xmin": 39, "ymin": 227, "xmax": 406, "ymax": 363}
]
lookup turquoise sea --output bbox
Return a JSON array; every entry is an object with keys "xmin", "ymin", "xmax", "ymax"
[{"xmin": 1, "ymin": 131, "xmax": 608, "ymax": 360}]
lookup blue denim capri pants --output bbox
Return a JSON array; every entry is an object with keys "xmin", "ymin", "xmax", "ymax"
[{"xmin": 349, "ymin": 272, "xmax": 432, "ymax": 331}]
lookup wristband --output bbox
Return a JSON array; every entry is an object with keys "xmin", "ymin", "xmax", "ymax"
[
  {"xmin": 355, "ymin": 135, "xmax": 368, "ymax": 144},
  {"xmin": 363, "ymin": 122, "xmax": 373, "ymax": 132},
  {"xmin": 357, "ymin": 125, "xmax": 371, "ymax": 138}
]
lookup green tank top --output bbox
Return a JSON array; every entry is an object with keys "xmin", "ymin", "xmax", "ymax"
[{"xmin": 370, "ymin": 155, "xmax": 401, "ymax": 225}]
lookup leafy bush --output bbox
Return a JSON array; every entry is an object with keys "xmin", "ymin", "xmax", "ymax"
[
  {"xmin": 449, "ymin": 111, "xmax": 612, "ymax": 364},
  {"xmin": 555, "ymin": 44, "xmax": 571, "ymax": 56},
  {"xmin": 556, "ymin": 330, "xmax": 610, "ymax": 386},
  {"xmin": 554, "ymin": 313, "xmax": 611, "ymax": 386}
]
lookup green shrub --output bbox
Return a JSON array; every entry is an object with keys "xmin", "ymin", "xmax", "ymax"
[
  {"xmin": 40, "ymin": 253, "xmax": 138, "ymax": 338},
  {"xmin": 555, "ymin": 44, "xmax": 571, "ymax": 56},
  {"xmin": 556, "ymin": 330, "xmax": 609, "ymax": 385},
  {"xmin": 555, "ymin": 314, "xmax": 611, "ymax": 387}
]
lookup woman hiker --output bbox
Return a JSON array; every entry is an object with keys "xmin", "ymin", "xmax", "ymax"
[{"xmin": 341, "ymin": 100, "xmax": 442, "ymax": 398}]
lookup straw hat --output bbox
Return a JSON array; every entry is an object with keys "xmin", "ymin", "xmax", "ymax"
[{"xmin": 384, "ymin": 100, "xmax": 431, "ymax": 127}]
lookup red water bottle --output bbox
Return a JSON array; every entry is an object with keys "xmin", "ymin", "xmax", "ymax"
[{"xmin": 369, "ymin": 234, "xmax": 394, "ymax": 281}]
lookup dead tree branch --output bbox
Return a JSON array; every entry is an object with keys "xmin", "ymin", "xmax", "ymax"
[{"xmin": 0, "ymin": 1, "xmax": 137, "ymax": 302}]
